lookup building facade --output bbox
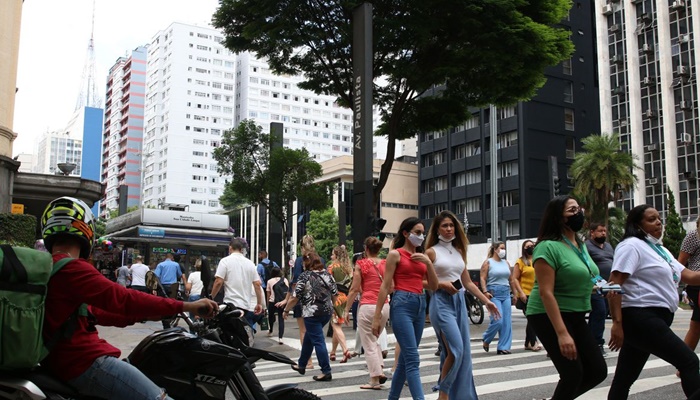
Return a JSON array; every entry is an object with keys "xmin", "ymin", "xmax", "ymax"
[
  {"xmin": 100, "ymin": 46, "xmax": 148, "ymax": 217},
  {"xmin": 595, "ymin": 0, "xmax": 700, "ymax": 223},
  {"xmin": 418, "ymin": 4, "xmax": 600, "ymax": 240}
]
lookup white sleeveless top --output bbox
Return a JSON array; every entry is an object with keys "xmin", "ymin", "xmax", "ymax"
[{"xmin": 432, "ymin": 241, "xmax": 465, "ymax": 283}]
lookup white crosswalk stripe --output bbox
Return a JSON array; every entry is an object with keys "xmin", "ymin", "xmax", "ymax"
[{"xmin": 251, "ymin": 337, "xmax": 691, "ymax": 399}]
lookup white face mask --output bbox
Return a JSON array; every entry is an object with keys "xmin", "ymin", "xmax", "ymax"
[
  {"xmin": 497, "ymin": 249, "xmax": 506, "ymax": 259},
  {"xmin": 408, "ymin": 233, "xmax": 424, "ymax": 247},
  {"xmin": 438, "ymin": 235, "xmax": 455, "ymax": 243},
  {"xmin": 640, "ymin": 226, "xmax": 663, "ymax": 245}
]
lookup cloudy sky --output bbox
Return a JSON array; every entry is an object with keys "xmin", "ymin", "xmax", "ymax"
[{"xmin": 12, "ymin": 0, "xmax": 221, "ymax": 155}]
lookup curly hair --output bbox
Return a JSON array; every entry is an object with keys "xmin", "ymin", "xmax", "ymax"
[{"xmin": 332, "ymin": 245, "xmax": 352, "ymax": 276}]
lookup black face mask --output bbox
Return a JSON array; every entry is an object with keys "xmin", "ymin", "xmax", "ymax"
[
  {"xmin": 593, "ymin": 236, "xmax": 606, "ymax": 244},
  {"xmin": 565, "ymin": 210, "xmax": 585, "ymax": 232},
  {"xmin": 525, "ymin": 247, "xmax": 534, "ymax": 255}
]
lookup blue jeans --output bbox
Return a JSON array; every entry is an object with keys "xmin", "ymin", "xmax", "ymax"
[
  {"xmin": 245, "ymin": 310, "xmax": 264, "ymax": 333},
  {"xmin": 188, "ymin": 294, "xmax": 201, "ymax": 320},
  {"xmin": 299, "ymin": 314, "xmax": 332, "ymax": 375},
  {"xmin": 588, "ymin": 293, "xmax": 606, "ymax": 345},
  {"xmin": 68, "ymin": 355, "xmax": 172, "ymax": 400},
  {"xmin": 389, "ymin": 290, "xmax": 426, "ymax": 400},
  {"xmin": 429, "ymin": 289, "xmax": 477, "ymax": 399},
  {"xmin": 482, "ymin": 285, "xmax": 512, "ymax": 351}
]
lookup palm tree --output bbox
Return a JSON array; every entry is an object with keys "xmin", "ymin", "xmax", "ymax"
[{"xmin": 570, "ymin": 133, "xmax": 640, "ymax": 226}]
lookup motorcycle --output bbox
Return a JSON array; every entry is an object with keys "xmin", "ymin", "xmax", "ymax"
[{"xmin": 0, "ymin": 306, "xmax": 319, "ymax": 400}]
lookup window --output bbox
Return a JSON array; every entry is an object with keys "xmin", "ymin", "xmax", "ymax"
[
  {"xmin": 423, "ymin": 177, "xmax": 448, "ymax": 192},
  {"xmin": 453, "ymin": 145, "xmax": 468, "ymax": 160},
  {"xmin": 454, "ymin": 170, "xmax": 481, "ymax": 187},
  {"xmin": 422, "ymin": 151, "xmax": 446, "ymax": 167},
  {"xmin": 498, "ymin": 161, "xmax": 519, "ymax": 177},
  {"xmin": 498, "ymin": 190, "xmax": 520, "ymax": 207},
  {"xmin": 466, "ymin": 141, "xmax": 481, "ymax": 156},
  {"xmin": 455, "ymin": 197, "xmax": 482, "ymax": 214},
  {"xmin": 208, "ymin": 200, "xmax": 219, "ymax": 208},
  {"xmin": 564, "ymin": 109, "xmax": 575, "ymax": 131},
  {"xmin": 422, "ymin": 203, "xmax": 448, "ymax": 219},
  {"xmin": 497, "ymin": 131, "xmax": 518, "ymax": 149},
  {"xmin": 564, "ymin": 82, "xmax": 573, "ymax": 103},
  {"xmin": 562, "ymin": 58, "xmax": 573, "ymax": 75},
  {"xmin": 566, "ymin": 137, "xmax": 576, "ymax": 159}
]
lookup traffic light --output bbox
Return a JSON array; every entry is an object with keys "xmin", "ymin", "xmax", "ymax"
[
  {"xmin": 369, "ymin": 217, "xmax": 387, "ymax": 241},
  {"xmin": 553, "ymin": 177, "xmax": 561, "ymax": 196}
]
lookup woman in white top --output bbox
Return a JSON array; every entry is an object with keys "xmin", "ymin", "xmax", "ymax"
[
  {"xmin": 185, "ymin": 259, "xmax": 204, "ymax": 319},
  {"xmin": 608, "ymin": 205, "xmax": 700, "ymax": 399},
  {"xmin": 266, "ymin": 267, "xmax": 289, "ymax": 344},
  {"xmin": 425, "ymin": 211, "xmax": 499, "ymax": 400}
]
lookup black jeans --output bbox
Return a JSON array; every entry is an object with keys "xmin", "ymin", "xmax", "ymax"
[
  {"xmin": 528, "ymin": 312, "xmax": 607, "ymax": 400},
  {"xmin": 268, "ymin": 302, "xmax": 285, "ymax": 338},
  {"xmin": 588, "ymin": 293, "xmax": 607, "ymax": 345},
  {"xmin": 521, "ymin": 296, "xmax": 538, "ymax": 347},
  {"xmin": 608, "ymin": 307, "xmax": 700, "ymax": 399}
]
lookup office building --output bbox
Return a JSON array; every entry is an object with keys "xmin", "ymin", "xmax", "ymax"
[
  {"xmin": 100, "ymin": 46, "xmax": 148, "ymax": 218},
  {"xmin": 418, "ymin": 4, "xmax": 600, "ymax": 240},
  {"xmin": 595, "ymin": 0, "xmax": 700, "ymax": 222}
]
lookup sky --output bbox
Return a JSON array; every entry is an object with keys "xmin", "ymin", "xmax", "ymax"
[{"xmin": 12, "ymin": 0, "xmax": 221, "ymax": 156}]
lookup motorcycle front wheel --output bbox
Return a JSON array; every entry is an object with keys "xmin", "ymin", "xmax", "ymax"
[{"xmin": 468, "ymin": 296, "xmax": 485, "ymax": 325}]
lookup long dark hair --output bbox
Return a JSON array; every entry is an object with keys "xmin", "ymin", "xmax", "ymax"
[
  {"xmin": 425, "ymin": 211, "xmax": 469, "ymax": 263},
  {"xmin": 537, "ymin": 195, "xmax": 574, "ymax": 242},
  {"xmin": 622, "ymin": 204, "xmax": 655, "ymax": 241},
  {"xmin": 392, "ymin": 217, "xmax": 423, "ymax": 250}
]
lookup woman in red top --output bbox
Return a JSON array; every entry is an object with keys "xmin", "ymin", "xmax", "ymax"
[
  {"xmin": 372, "ymin": 217, "xmax": 439, "ymax": 400},
  {"xmin": 345, "ymin": 236, "xmax": 390, "ymax": 390}
]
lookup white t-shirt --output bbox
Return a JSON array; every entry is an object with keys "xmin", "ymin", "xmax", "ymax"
[
  {"xmin": 215, "ymin": 252, "xmax": 260, "ymax": 310},
  {"xmin": 612, "ymin": 237, "xmax": 685, "ymax": 312},
  {"xmin": 432, "ymin": 241, "xmax": 465, "ymax": 283},
  {"xmin": 187, "ymin": 271, "xmax": 204, "ymax": 296},
  {"xmin": 129, "ymin": 263, "xmax": 149, "ymax": 287}
]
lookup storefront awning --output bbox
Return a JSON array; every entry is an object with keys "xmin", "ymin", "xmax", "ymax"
[{"xmin": 107, "ymin": 225, "xmax": 232, "ymax": 248}]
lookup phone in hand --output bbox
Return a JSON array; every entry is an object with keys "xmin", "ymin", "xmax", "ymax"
[{"xmin": 451, "ymin": 279, "xmax": 463, "ymax": 290}]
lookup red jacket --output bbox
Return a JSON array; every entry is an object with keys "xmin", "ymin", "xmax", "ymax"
[{"xmin": 43, "ymin": 255, "xmax": 183, "ymax": 381}]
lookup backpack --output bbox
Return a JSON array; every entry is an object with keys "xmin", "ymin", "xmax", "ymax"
[
  {"xmin": 272, "ymin": 278, "xmax": 289, "ymax": 303},
  {"xmin": 0, "ymin": 245, "xmax": 78, "ymax": 371},
  {"xmin": 261, "ymin": 259, "xmax": 279, "ymax": 284}
]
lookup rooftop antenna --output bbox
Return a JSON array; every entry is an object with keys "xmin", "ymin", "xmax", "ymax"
[{"xmin": 75, "ymin": 0, "xmax": 101, "ymax": 110}]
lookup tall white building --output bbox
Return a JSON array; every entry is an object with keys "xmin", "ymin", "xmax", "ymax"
[
  {"xmin": 142, "ymin": 22, "xmax": 392, "ymax": 213},
  {"xmin": 595, "ymin": 0, "xmax": 700, "ymax": 222}
]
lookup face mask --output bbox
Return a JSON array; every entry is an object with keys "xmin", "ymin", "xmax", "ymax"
[
  {"xmin": 565, "ymin": 210, "xmax": 585, "ymax": 232},
  {"xmin": 639, "ymin": 226, "xmax": 663, "ymax": 245},
  {"xmin": 593, "ymin": 236, "xmax": 606, "ymax": 244},
  {"xmin": 525, "ymin": 247, "xmax": 534, "ymax": 255},
  {"xmin": 438, "ymin": 235, "xmax": 455, "ymax": 243},
  {"xmin": 408, "ymin": 233, "xmax": 424, "ymax": 247},
  {"xmin": 497, "ymin": 249, "xmax": 506, "ymax": 259}
]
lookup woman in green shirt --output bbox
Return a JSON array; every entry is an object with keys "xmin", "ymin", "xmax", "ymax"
[{"xmin": 526, "ymin": 195, "xmax": 607, "ymax": 400}]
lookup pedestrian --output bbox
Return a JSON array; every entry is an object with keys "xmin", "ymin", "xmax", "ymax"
[
  {"xmin": 607, "ymin": 205, "xmax": 700, "ymax": 399},
  {"xmin": 115, "ymin": 262, "xmax": 131, "ymax": 288},
  {"xmin": 210, "ymin": 238, "xmax": 266, "ymax": 331},
  {"xmin": 284, "ymin": 253, "xmax": 337, "ymax": 382},
  {"xmin": 425, "ymin": 211, "xmax": 500, "ymax": 400},
  {"xmin": 129, "ymin": 255, "xmax": 149, "ymax": 293},
  {"xmin": 372, "ymin": 217, "xmax": 439, "ymax": 400},
  {"xmin": 480, "ymin": 241, "xmax": 515, "ymax": 354},
  {"xmin": 155, "ymin": 253, "xmax": 186, "ymax": 328},
  {"xmin": 344, "ymin": 237, "xmax": 391, "ymax": 390},
  {"xmin": 185, "ymin": 259, "xmax": 204, "ymax": 319},
  {"xmin": 526, "ymin": 195, "xmax": 607, "ymax": 400},
  {"xmin": 328, "ymin": 245, "xmax": 354, "ymax": 363},
  {"xmin": 257, "ymin": 250, "xmax": 279, "ymax": 289},
  {"xmin": 277, "ymin": 235, "xmax": 324, "ymax": 370},
  {"xmin": 678, "ymin": 219, "xmax": 700, "ymax": 363},
  {"xmin": 266, "ymin": 266, "xmax": 288, "ymax": 344},
  {"xmin": 512, "ymin": 240, "xmax": 542, "ymax": 351},
  {"xmin": 585, "ymin": 222, "xmax": 615, "ymax": 356}
]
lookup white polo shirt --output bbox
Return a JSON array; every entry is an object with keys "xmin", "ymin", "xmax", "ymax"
[
  {"xmin": 129, "ymin": 262, "xmax": 150, "ymax": 287},
  {"xmin": 612, "ymin": 237, "xmax": 685, "ymax": 312},
  {"xmin": 215, "ymin": 252, "xmax": 260, "ymax": 310}
]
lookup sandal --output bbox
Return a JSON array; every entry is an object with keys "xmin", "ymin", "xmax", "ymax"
[
  {"xmin": 482, "ymin": 341, "xmax": 489, "ymax": 353},
  {"xmin": 360, "ymin": 383, "xmax": 382, "ymax": 390},
  {"xmin": 340, "ymin": 350, "xmax": 354, "ymax": 363},
  {"xmin": 330, "ymin": 353, "xmax": 336, "ymax": 361},
  {"xmin": 525, "ymin": 343, "xmax": 543, "ymax": 352},
  {"xmin": 378, "ymin": 375, "xmax": 388, "ymax": 384},
  {"xmin": 497, "ymin": 350, "xmax": 512, "ymax": 355}
]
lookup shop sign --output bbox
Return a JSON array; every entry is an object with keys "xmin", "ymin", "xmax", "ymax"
[
  {"xmin": 138, "ymin": 227, "xmax": 165, "ymax": 238},
  {"xmin": 152, "ymin": 247, "xmax": 187, "ymax": 255},
  {"xmin": 11, "ymin": 204, "xmax": 24, "ymax": 214}
]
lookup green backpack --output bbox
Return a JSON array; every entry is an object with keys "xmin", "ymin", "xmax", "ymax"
[{"xmin": 0, "ymin": 245, "xmax": 77, "ymax": 371}]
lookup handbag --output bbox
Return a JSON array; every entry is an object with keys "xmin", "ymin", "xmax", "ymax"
[{"xmin": 515, "ymin": 297, "xmax": 527, "ymax": 310}]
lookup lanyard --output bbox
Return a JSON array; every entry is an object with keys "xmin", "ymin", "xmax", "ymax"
[
  {"xmin": 562, "ymin": 237, "xmax": 595, "ymax": 278},
  {"xmin": 644, "ymin": 240, "xmax": 677, "ymax": 280}
]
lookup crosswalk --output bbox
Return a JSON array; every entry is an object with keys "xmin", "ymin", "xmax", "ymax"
[{"xmin": 253, "ymin": 336, "xmax": 689, "ymax": 400}]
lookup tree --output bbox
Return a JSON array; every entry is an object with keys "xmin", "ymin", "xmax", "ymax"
[
  {"xmin": 305, "ymin": 208, "xmax": 352, "ymax": 261},
  {"xmin": 606, "ymin": 207, "xmax": 626, "ymax": 248},
  {"xmin": 213, "ymin": 119, "xmax": 334, "ymax": 260},
  {"xmin": 664, "ymin": 187, "xmax": 686, "ymax": 258},
  {"xmin": 95, "ymin": 218, "xmax": 107, "ymax": 239},
  {"xmin": 219, "ymin": 184, "xmax": 247, "ymax": 210},
  {"xmin": 570, "ymin": 133, "xmax": 639, "ymax": 226},
  {"xmin": 213, "ymin": 0, "xmax": 573, "ymax": 206}
]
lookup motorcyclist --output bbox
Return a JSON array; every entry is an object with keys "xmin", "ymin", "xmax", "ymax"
[{"xmin": 40, "ymin": 196, "xmax": 217, "ymax": 400}]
